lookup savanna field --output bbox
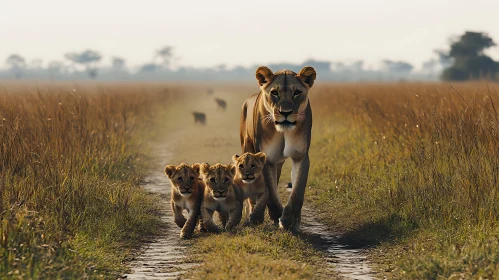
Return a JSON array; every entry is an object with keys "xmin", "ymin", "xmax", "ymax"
[{"xmin": 1, "ymin": 82, "xmax": 499, "ymax": 279}]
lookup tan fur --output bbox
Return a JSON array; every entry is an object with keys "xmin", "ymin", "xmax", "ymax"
[
  {"xmin": 164, "ymin": 163, "xmax": 205, "ymax": 239},
  {"xmin": 239, "ymin": 66, "xmax": 316, "ymax": 232},
  {"xmin": 200, "ymin": 163, "xmax": 243, "ymax": 233},
  {"xmin": 232, "ymin": 152, "xmax": 268, "ymax": 224}
]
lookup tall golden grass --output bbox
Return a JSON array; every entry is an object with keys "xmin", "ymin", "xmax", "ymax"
[
  {"xmin": 0, "ymin": 84, "xmax": 177, "ymax": 278},
  {"xmin": 308, "ymin": 82, "xmax": 499, "ymax": 278}
]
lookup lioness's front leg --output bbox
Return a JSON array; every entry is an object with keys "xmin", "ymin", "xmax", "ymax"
[
  {"xmin": 279, "ymin": 154, "xmax": 310, "ymax": 232},
  {"xmin": 226, "ymin": 201, "xmax": 243, "ymax": 230},
  {"xmin": 180, "ymin": 208, "xmax": 199, "ymax": 239},
  {"xmin": 172, "ymin": 200, "xmax": 186, "ymax": 228},
  {"xmin": 201, "ymin": 204, "xmax": 221, "ymax": 233},
  {"xmin": 249, "ymin": 189, "xmax": 268, "ymax": 224},
  {"xmin": 263, "ymin": 163, "xmax": 283, "ymax": 223}
]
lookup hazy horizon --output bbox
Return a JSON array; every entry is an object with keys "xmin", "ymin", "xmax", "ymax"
[{"xmin": 2, "ymin": 0, "xmax": 499, "ymax": 70}]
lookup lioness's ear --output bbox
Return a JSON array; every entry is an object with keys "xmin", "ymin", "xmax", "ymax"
[
  {"xmin": 227, "ymin": 163, "xmax": 236, "ymax": 178},
  {"xmin": 255, "ymin": 152, "xmax": 267, "ymax": 164},
  {"xmin": 200, "ymin": 163, "xmax": 210, "ymax": 175},
  {"xmin": 297, "ymin": 66, "xmax": 316, "ymax": 88},
  {"xmin": 232, "ymin": 154, "xmax": 240, "ymax": 163},
  {"xmin": 256, "ymin": 66, "xmax": 275, "ymax": 86},
  {"xmin": 192, "ymin": 163, "xmax": 200, "ymax": 175},
  {"xmin": 164, "ymin": 165, "xmax": 177, "ymax": 178}
]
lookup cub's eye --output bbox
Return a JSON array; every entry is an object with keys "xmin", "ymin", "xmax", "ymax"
[
  {"xmin": 293, "ymin": 90, "xmax": 302, "ymax": 97},
  {"xmin": 224, "ymin": 178, "xmax": 230, "ymax": 183},
  {"xmin": 190, "ymin": 176, "xmax": 195, "ymax": 181},
  {"xmin": 209, "ymin": 178, "xmax": 216, "ymax": 183},
  {"xmin": 178, "ymin": 177, "xmax": 183, "ymax": 182},
  {"xmin": 239, "ymin": 164, "xmax": 244, "ymax": 169},
  {"xmin": 270, "ymin": 90, "xmax": 278, "ymax": 96},
  {"xmin": 251, "ymin": 164, "xmax": 256, "ymax": 169}
]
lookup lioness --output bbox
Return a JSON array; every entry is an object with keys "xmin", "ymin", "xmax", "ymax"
[
  {"xmin": 232, "ymin": 152, "xmax": 268, "ymax": 225},
  {"xmin": 164, "ymin": 163, "xmax": 205, "ymax": 239},
  {"xmin": 200, "ymin": 163, "xmax": 243, "ymax": 233},
  {"xmin": 239, "ymin": 66, "xmax": 316, "ymax": 232}
]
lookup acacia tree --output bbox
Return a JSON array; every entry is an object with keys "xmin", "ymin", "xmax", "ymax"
[
  {"xmin": 5, "ymin": 54, "xmax": 26, "ymax": 79},
  {"xmin": 155, "ymin": 46, "xmax": 173, "ymax": 68},
  {"xmin": 64, "ymin": 49, "xmax": 102, "ymax": 79},
  {"xmin": 441, "ymin": 31, "xmax": 498, "ymax": 81}
]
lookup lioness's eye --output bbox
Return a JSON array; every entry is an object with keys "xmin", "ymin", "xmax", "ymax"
[
  {"xmin": 209, "ymin": 178, "xmax": 216, "ymax": 183},
  {"xmin": 239, "ymin": 164, "xmax": 244, "ymax": 169},
  {"xmin": 270, "ymin": 90, "xmax": 278, "ymax": 96},
  {"xmin": 178, "ymin": 177, "xmax": 183, "ymax": 182},
  {"xmin": 190, "ymin": 176, "xmax": 194, "ymax": 181},
  {"xmin": 293, "ymin": 90, "xmax": 302, "ymax": 97},
  {"xmin": 251, "ymin": 164, "xmax": 256, "ymax": 168},
  {"xmin": 224, "ymin": 178, "xmax": 230, "ymax": 183}
]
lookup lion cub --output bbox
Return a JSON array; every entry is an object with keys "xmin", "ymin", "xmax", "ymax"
[
  {"xmin": 200, "ymin": 163, "xmax": 243, "ymax": 233},
  {"xmin": 164, "ymin": 163, "xmax": 205, "ymax": 239},
  {"xmin": 232, "ymin": 152, "xmax": 268, "ymax": 225}
]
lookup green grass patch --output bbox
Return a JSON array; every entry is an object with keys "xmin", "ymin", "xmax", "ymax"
[
  {"xmin": 307, "ymin": 83, "xmax": 499, "ymax": 279},
  {"xmin": 1, "ymin": 84, "xmax": 178, "ymax": 279},
  {"xmin": 187, "ymin": 223, "xmax": 333, "ymax": 280}
]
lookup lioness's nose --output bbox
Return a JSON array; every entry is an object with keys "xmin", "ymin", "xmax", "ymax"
[
  {"xmin": 244, "ymin": 172, "xmax": 251, "ymax": 176},
  {"xmin": 279, "ymin": 110, "xmax": 293, "ymax": 117}
]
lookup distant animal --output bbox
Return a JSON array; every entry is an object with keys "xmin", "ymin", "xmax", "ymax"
[
  {"xmin": 192, "ymin": 111, "xmax": 206, "ymax": 125},
  {"xmin": 200, "ymin": 163, "xmax": 243, "ymax": 233},
  {"xmin": 207, "ymin": 88, "xmax": 214, "ymax": 95},
  {"xmin": 164, "ymin": 163, "xmax": 205, "ymax": 239},
  {"xmin": 239, "ymin": 65, "xmax": 316, "ymax": 232},
  {"xmin": 215, "ymin": 98, "xmax": 227, "ymax": 110}
]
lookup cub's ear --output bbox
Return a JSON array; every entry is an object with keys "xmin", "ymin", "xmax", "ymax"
[
  {"xmin": 297, "ymin": 66, "xmax": 316, "ymax": 88},
  {"xmin": 232, "ymin": 154, "xmax": 240, "ymax": 163},
  {"xmin": 255, "ymin": 66, "xmax": 275, "ymax": 86},
  {"xmin": 255, "ymin": 152, "xmax": 267, "ymax": 164},
  {"xmin": 164, "ymin": 165, "xmax": 177, "ymax": 178},
  {"xmin": 227, "ymin": 163, "xmax": 236, "ymax": 178},
  {"xmin": 200, "ymin": 163, "xmax": 210, "ymax": 175},
  {"xmin": 192, "ymin": 163, "xmax": 200, "ymax": 175}
]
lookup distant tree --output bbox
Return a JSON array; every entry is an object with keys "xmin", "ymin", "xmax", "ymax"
[
  {"xmin": 215, "ymin": 64, "xmax": 227, "ymax": 72},
  {"xmin": 47, "ymin": 61, "xmax": 65, "ymax": 80},
  {"xmin": 441, "ymin": 31, "xmax": 498, "ymax": 81},
  {"xmin": 155, "ymin": 46, "xmax": 173, "ymax": 68},
  {"xmin": 64, "ymin": 49, "xmax": 102, "ymax": 79},
  {"xmin": 139, "ymin": 63, "xmax": 159, "ymax": 73},
  {"xmin": 111, "ymin": 56, "xmax": 127, "ymax": 72},
  {"xmin": 382, "ymin": 60, "xmax": 414, "ymax": 74},
  {"xmin": 5, "ymin": 54, "xmax": 26, "ymax": 79}
]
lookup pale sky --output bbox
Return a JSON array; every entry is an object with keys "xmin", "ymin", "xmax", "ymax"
[{"xmin": 1, "ymin": 0, "xmax": 499, "ymax": 70}]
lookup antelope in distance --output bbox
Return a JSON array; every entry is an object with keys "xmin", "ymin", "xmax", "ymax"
[
  {"xmin": 192, "ymin": 111, "xmax": 206, "ymax": 125},
  {"xmin": 215, "ymin": 98, "xmax": 226, "ymax": 110}
]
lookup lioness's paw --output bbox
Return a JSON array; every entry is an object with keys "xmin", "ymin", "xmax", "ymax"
[{"xmin": 180, "ymin": 231, "xmax": 193, "ymax": 239}]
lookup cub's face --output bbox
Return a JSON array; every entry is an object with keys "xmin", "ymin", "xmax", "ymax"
[
  {"xmin": 232, "ymin": 152, "xmax": 266, "ymax": 184},
  {"xmin": 256, "ymin": 66, "xmax": 316, "ymax": 132},
  {"xmin": 164, "ymin": 163, "xmax": 200, "ymax": 197},
  {"xmin": 200, "ymin": 163, "xmax": 236, "ymax": 201}
]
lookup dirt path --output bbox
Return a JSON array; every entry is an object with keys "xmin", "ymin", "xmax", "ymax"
[
  {"xmin": 123, "ymin": 148, "xmax": 199, "ymax": 280},
  {"xmin": 123, "ymin": 85, "xmax": 377, "ymax": 279}
]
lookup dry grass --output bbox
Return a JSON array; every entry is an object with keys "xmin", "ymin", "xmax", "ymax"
[
  {"xmin": 307, "ymin": 82, "xmax": 499, "ymax": 279},
  {"xmin": 0, "ymin": 83, "xmax": 178, "ymax": 279}
]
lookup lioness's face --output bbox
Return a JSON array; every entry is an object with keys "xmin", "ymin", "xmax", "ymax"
[
  {"xmin": 164, "ymin": 163, "xmax": 200, "ymax": 197},
  {"xmin": 201, "ymin": 163, "xmax": 236, "ymax": 201},
  {"xmin": 256, "ymin": 66, "xmax": 316, "ymax": 132},
  {"xmin": 232, "ymin": 152, "xmax": 266, "ymax": 184}
]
